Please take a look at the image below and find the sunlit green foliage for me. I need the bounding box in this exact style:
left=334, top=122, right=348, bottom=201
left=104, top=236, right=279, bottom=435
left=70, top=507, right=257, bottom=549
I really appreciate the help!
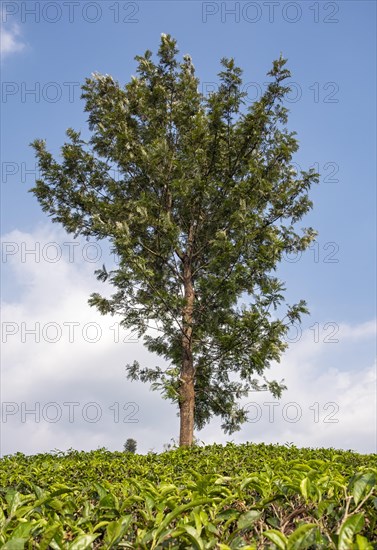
left=1, top=443, right=376, bottom=548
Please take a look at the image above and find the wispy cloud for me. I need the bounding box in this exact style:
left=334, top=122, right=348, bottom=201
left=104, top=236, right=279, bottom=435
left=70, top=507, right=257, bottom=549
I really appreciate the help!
left=0, top=22, right=26, bottom=59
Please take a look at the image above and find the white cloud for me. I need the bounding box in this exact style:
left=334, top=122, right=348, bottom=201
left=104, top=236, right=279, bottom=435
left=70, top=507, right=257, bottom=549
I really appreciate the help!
left=1, top=226, right=376, bottom=456
left=0, top=22, right=25, bottom=59
left=202, top=325, right=377, bottom=454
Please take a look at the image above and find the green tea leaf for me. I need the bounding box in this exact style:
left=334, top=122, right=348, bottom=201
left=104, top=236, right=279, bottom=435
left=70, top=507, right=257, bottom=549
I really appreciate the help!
left=264, top=529, right=288, bottom=549
left=300, top=478, right=310, bottom=501
left=237, top=510, right=262, bottom=530
left=1, top=538, right=27, bottom=550
left=105, top=515, right=132, bottom=547
left=338, top=514, right=365, bottom=550
left=355, top=534, right=374, bottom=550
left=287, top=524, right=318, bottom=549
left=181, top=525, right=204, bottom=550
left=352, top=473, right=375, bottom=506
left=38, top=521, right=61, bottom=550
left=68, top=533, right=100, bottom=550
left=153, top=497, right=217, bottom=546
left=5, top=491, right=23, bottom=517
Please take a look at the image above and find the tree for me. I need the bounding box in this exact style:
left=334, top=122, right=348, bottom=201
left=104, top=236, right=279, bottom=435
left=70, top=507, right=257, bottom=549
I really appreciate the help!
left=123, top=438, right=137, bottom=454
left=30, top=34, right=319, bottom=447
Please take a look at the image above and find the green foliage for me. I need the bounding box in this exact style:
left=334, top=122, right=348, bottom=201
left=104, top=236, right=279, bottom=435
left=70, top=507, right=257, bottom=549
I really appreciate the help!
left=30, top=34, right=319, bottom=437
left=0, top=443, right=376, bottom=548
left=123, top=439, right=137, bottom=454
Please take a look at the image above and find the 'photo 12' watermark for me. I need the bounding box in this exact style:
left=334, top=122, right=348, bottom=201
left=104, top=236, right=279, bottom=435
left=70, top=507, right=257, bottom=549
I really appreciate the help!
left=1, top=80, right=341, bottom=106
left=2, top=240, right=106, bottom=264
left=1, top=238, right=340, bottom=267
left=1, top=321, right=139, bottom=344
left=1, top=401, right=140, bottom=424
left=201, top=2, right=340, bottom=24
left=1, top=160, right=339, bottom=185
left=1, top=320, right=339, bottom=345
left=202, top=80, right=340, bottom=104
left=1, top=2, right=140, bottom=24
left=245, top=401, right=340, bottom=424
left=1, top=82, right=80, bottom=104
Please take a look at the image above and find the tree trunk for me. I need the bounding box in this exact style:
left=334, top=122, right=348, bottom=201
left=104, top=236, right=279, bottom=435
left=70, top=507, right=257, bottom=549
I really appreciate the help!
left=179, top=345, right=195, bottom=446
left=179, top=254, right=195, bottom=447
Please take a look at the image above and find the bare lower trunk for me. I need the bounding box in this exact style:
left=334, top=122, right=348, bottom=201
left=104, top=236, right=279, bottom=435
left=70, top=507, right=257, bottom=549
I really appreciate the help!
left=179, top=252, right=195, bottom=447
left=179, top=349, right=195, bottom=447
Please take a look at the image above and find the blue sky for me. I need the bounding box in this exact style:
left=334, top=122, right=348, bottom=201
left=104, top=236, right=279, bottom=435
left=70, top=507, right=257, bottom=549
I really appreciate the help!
left=1, top=1, right=376, bottom=455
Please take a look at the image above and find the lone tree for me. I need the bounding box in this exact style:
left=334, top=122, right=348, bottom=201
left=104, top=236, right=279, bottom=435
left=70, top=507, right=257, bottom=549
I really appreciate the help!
left=31, top=35, right=319, bottom=447
left=123, top=438, right=137, bottom=454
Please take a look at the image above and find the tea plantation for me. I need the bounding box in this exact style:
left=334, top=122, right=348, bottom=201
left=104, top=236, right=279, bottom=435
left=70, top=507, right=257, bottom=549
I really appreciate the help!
left=0, top=443, right=376, bottom=549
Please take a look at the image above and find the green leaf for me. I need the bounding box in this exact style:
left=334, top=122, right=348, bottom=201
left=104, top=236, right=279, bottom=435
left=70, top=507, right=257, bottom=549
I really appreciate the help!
left=93, top=521, right=110, bottom=532
left=181, top=525, right=204, bottom=550
left=1, top=539, right=27, bottom=550
left=38, top=521, right=61, bottom=550
left=50, top=486, right=75, bottom=497
left=152, top=498, right=217, bottom=547
left=105, top=515, right=132, bottom=547
left=225, top=509, right=262, bottom=545
left=299, top=478, right=310, bottom=501
left=355, top=534, right=374, bottom=550
left=338, top=514, right=365, bottom=550
left=68, top=534, right=100, bottom=550
left=99, top=492, right=119, bottom=510
left=237, top=510, right=262, bottom=530
left=193, top=511, right=202, bottom=532
left=266, top=516, right=280, bottom=528
left=352, top=473, right=375, bottom=506
left=287, top=524, right=318, bottom=549
left=264, top=529, right=288, bottom=549
left=8, top=522, right=33, bottom=540
left=5, top=491, right=23, bottom=517
left=93, top=482, right=108, bottom=500
left=206, top=522, right=218, bottom=534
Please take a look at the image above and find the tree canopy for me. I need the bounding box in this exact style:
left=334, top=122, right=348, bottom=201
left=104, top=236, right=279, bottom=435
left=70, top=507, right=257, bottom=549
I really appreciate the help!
left=123, top=439, right=137, bottom=454
left=31, top=34, right=319, bottom=446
